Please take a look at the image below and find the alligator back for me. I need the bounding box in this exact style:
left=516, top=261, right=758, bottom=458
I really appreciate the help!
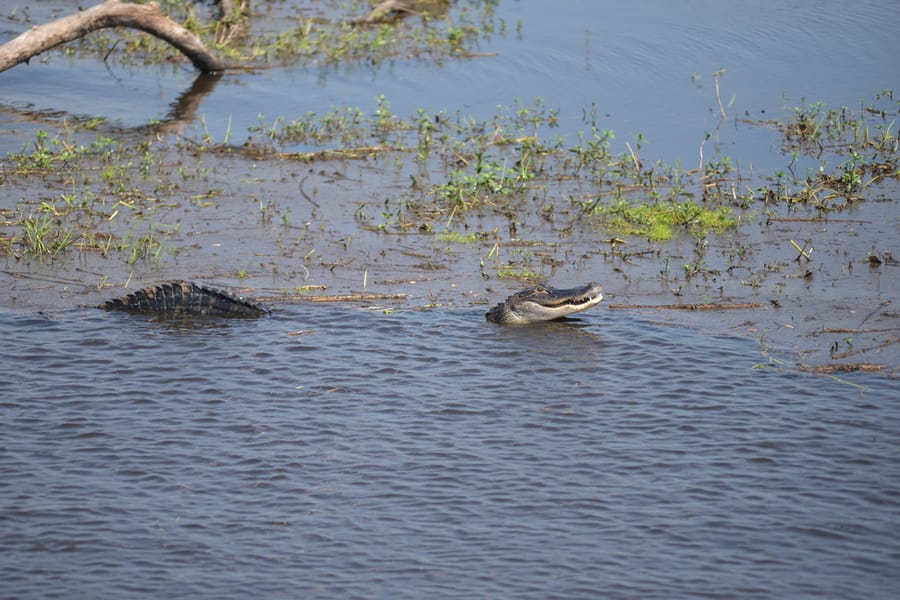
left=100, top=281, right=268, bottom=317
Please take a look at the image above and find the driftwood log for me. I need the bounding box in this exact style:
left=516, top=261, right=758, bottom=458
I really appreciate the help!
left=350, top=0, right=449, bottom=25
left=608, top=302, right=766, bottom=311
left=0, top=0, right=225, bottom=74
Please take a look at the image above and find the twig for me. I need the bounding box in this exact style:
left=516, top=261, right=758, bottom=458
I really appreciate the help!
left=812, top=326, right=900, bottom=335
left=698, top=136, right=706, bottom=173
left=789, top=239, right=812, bottom=262
left=298, top=173, right=320, bottom=208
left=625, top=141, right=641, bottom=171
left=713, top=68, right=727, bottom=120
left=305, top=293, right=407, bottom=303
left=608, top=302, right=765, bottom=311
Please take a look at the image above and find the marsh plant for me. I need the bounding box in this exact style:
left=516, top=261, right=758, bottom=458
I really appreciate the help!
left=57, top=0, right=505, bottom=68
left=2, top=130, right=189, bottom=263
left=2, top=90, right=897, bottom=280
left=767, top=91, right=898, bottom=206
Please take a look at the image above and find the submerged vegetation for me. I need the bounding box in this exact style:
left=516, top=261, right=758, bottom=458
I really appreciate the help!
left=589, top=199, right=737, bottom=242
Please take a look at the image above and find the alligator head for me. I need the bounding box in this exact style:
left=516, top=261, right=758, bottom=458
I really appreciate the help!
left=485, top=282, right=604, bottom=324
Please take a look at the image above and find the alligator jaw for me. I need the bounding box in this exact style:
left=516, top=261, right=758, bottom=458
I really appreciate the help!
left=485, top=282, right=604, bottom=324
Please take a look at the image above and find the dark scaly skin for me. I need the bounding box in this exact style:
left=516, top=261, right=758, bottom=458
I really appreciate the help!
left=100, top=281, right=268, bottom=317
left=100, top=280, right=600, bottom=322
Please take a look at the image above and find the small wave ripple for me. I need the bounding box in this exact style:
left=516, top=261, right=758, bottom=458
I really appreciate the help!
left=1, top=307, right=898, bottom=599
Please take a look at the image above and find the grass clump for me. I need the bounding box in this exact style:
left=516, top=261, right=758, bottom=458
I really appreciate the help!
left=21, top=211, right=78, bottom=257
left=594, top=199, right=737, bottom=241
left=763, top=91, right=898, bottom=207
left=434, top=151, right=532, bottom=208
left=435, top=231, right=487, bottom=244
left=62, top=0, right=504, bottom=68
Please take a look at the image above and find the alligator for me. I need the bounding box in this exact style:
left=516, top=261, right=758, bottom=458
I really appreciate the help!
left=485, top=282, right=603, bottom=324
left=99, top=280, right=603, bottom=324
left=100, top=281, right=269, bottom=317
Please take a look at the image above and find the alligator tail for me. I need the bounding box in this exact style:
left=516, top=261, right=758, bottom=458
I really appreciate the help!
left=100, top=281, right=268, bottom=317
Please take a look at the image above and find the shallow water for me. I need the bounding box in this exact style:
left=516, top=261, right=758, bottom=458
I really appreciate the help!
left=2, top=1, right=900, bottom=596
left=2, top=306, right=898, bottom=598
left=2, top=0, right=899, bottom=165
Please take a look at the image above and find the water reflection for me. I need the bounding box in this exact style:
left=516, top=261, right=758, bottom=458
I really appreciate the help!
left=152, top=71, right=224, bottom=137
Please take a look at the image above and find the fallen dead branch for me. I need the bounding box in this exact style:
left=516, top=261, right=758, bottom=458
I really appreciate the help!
left=276, top=147, right=394, bottom=161
left=256, top=292, right=408, bottom=303
left=811, top=327, right=900, bottom=336
left=0, top=0, right=225, bottom=74
left=351, top=0, right=418, bottom=25
left=306, top=293, right=408, bottom=302
left=350, top=0, right=448, bottom=25
left=608, top=302, right=766, bottom=311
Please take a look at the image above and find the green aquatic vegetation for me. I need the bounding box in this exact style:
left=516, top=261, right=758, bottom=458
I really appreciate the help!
left=788, top=95, right=897, bottom=164
left=566, top=104, right=616, bottom=177
left=21, top=211, right=77, bottom=258
left=496, top=265, right=541, bottom=280
left=751, top=92, right=898, bottom=207
left=435, top=231, right=487, bottom=244
left=250, top=96, right=565, bottom=168
left=221, top=90, right=895, bottom=233
left=7, top=130, right=124, bottom=174
left=1, top=129, right=198, bottom=264
left=782, top=99, right=890, bottom=154
left=119, top=221, right=179, bottom=265
left=255, top=105, right=376, bottom=147
left=433, top=151, right=529, bottom=207
left=593, top=199, right=738, bottom=241
left=62, top=0, right=504, bottom=68
left=4, top=85, right=898, bottom=279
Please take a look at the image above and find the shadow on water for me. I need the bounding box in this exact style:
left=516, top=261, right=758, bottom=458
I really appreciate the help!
left=150, top=72, right=224, bottom=137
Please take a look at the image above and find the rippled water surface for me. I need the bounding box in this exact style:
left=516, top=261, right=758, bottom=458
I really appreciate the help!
left=3, top=0, right=900, bottom=597
left=2, top=307, right=898, bottom=598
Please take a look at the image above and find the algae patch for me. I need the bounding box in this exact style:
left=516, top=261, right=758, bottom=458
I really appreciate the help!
left=594, top=199, right=738, bottom=241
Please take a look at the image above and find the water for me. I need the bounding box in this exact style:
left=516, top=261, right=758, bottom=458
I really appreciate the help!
left=2, top=1, right=900, bottom=596
left=2, top=306, right=898, bottom=598
left=2, top=1, right=899, bottom=166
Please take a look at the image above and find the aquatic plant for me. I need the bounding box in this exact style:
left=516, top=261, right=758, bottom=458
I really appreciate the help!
left=55, top=0, right=506, bottom=68
left=760, top=91, right=898, bottom=206
left=590, top=199, right=738, bottom=242
left=1, top=88, right=897, bottom=303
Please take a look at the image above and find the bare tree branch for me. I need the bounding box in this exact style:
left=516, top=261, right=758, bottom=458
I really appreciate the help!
left=350, top=0, right=449, bottom=26
left=0, top=0, right=226, bottom=74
